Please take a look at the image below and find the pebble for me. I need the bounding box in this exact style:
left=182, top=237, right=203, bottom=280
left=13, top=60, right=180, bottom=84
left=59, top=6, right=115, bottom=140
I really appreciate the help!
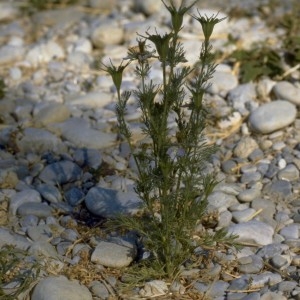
left=277, top=164, right=299, bottom=181
left=238, top=255, right=264, bottom=273
left=249, top=100, right=297, bottom=134
left=52, top=118, right=117, bottom=149
left=39, top=160, right=82, bottom=185
left=85, top=187, right=143, bottom=218
left=31, top=276, right=93, bottom=300
left=25, top=41, right=65, bottom=67
left=0, top=1, right=300, bottom=299
left=272, top=81, right=300, bottom=105
left=233, top=137, right=259, bottom=158
left=139, top=280, right=168, bottom=297
left=227, top=220, right=274, bottom=245
left=9, top=189, right=42, bottom=215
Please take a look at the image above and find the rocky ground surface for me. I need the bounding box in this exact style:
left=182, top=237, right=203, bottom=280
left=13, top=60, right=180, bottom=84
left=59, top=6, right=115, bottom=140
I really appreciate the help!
left=1, top=0, right=300, bottom=299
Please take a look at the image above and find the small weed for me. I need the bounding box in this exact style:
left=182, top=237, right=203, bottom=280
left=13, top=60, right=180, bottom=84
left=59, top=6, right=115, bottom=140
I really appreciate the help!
left=0, top=78, right=6, bottom=100
left=230, top=46, right=284, bottom=82
left=102, top=0, right=238, bottom=283
left=0, top=245, right=40, bottom=299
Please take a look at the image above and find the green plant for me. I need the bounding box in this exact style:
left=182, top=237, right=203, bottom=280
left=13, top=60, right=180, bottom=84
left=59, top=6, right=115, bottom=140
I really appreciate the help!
left=0, top=78, right=6, bottom=100
left=230, top=46, right=284, bottom=83
left=0, top=245, right=40, bottom=299
left=102, top=0, right=237, bottom=281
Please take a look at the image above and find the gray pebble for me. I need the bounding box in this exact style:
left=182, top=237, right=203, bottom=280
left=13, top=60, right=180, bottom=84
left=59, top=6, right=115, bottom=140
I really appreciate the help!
left=232, top=208, right=256, bottom=223
left=89, top=281, right=109, bottom=299
left=237, top=188, right=261, bottom=202
left=0, top=227, right=31, bottom=250
left=64, top=187, right=85, bottom=206
left=53, top=118, right=116, bottom=149
left=36, top=184, right=62, bottom=203
left=39, top=160, right=82, bottom=185
left=85, top=187, right=143, bottom=218
left=250, top=272, right=282, bottom=289
left=60, top=229, right=79, bottom=242
left=256, top=243, right=288, bottom=259
left=240, top=292, right=260, bottom=300
left=280, top=224, right=299, bottom=239
left=17, top=202, right=53, bottom=218
left=264, top=180, right=292, bottom=197
left=9, top=189, right=42, bottom=215
left=277, top=164, right=299, bottom=181
left=238, top=255, right=264, bottom=274
left=233, top=137, right=258, bottom=158
left=260, top=292, right=287, bottom=300
left=272, top=81, right=300, bottom=105
left=16, top=127, right=66, bottom=154
left=91, top=19, right=123, bottom=48
left=73, top=148, right=102, bottom=169
left=270, top=255, right=290, bottom=270
left=278, top=280, right=297, bottom=292
left=91, top=240, right=136, bottom=268
left=221, top=159, right=237, bottom=174
left=249, top=100, right=297, bottom=134
left=228, top=220, right=274, bottom=245
left=31, top=276, right=92, bottom=300
left=240, top=171, right=261, bottom=184
left=207, top=191, right=238, bottom=210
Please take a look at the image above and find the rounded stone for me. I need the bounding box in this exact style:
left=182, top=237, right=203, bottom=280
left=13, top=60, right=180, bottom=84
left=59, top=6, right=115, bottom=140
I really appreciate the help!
left=249, top=100, right=297, bottom=134
left=277, top=164, right=299, bottom=181
left=31, top=276, right=92, bottom=300
left=272, top=81, right=300, bottom=105
left=227, top=220, right=274, bottom=245
left=91, top=241, right=136, bottom=268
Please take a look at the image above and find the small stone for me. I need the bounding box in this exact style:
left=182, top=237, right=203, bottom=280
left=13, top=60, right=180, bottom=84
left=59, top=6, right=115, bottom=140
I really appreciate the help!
left=91, top=241, right=136, bottom=268
left=85, top=187, right=143, bottom=218
left=264, top=180, right=292, bottom=197
left=73, top=148, right=102, bottom=169
left=0, top=45, right=25, bottom=65
left=237, top=188, right=261, bottom=202
left=16, top=127, right=67, bottom=154
left=39, top=160, right=82, bottom=185
left=238, top=255, right=264, bottom=274
left=208, top=71, right=238, bottom=94
left=261, top=292, right=287, bottom=300
left=277, top=164, right=299, bottom=181
left=67, top=92, right=112, bottom=109
left=272, top=81, right=300, bottom=105
left=250, top=272, right=282, bottom=289
left=9, top=189, right=42, bottom=215
left=280, top=224, right=299, bottom=240
left=233, top=137, right=259, bottom=158
left=232, top=208, right=256, bottom=223
left=0, top=228, right=31, bottom=250
left=26, top=41, right=65, bottom=67
left=249, top=100, right=297, bottom=134
left=207, top=191, right=238, bottom=210
left=221, top=160, right=238, bottom=174
left=139, top=280, right=168, bottom=297
left=36, top=184, right=62, bottom=203
left=31, top=276, right=92, bottom=300
left=134, top=0, right=162, bottom=15
left=91, top=19, right=123, bottom=48
left=270, top=255, right=290, bottom=270
left=89, top=281, right=109, bottom=299
left=34, top=103, right=71, bottom=126
left=17, top=203, right=53, bottom=218
left=227, top=220, right=274, bottom=245
left=64, top=187, right=85, bottom=206
left=52, top=118, right=116, bottom=149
